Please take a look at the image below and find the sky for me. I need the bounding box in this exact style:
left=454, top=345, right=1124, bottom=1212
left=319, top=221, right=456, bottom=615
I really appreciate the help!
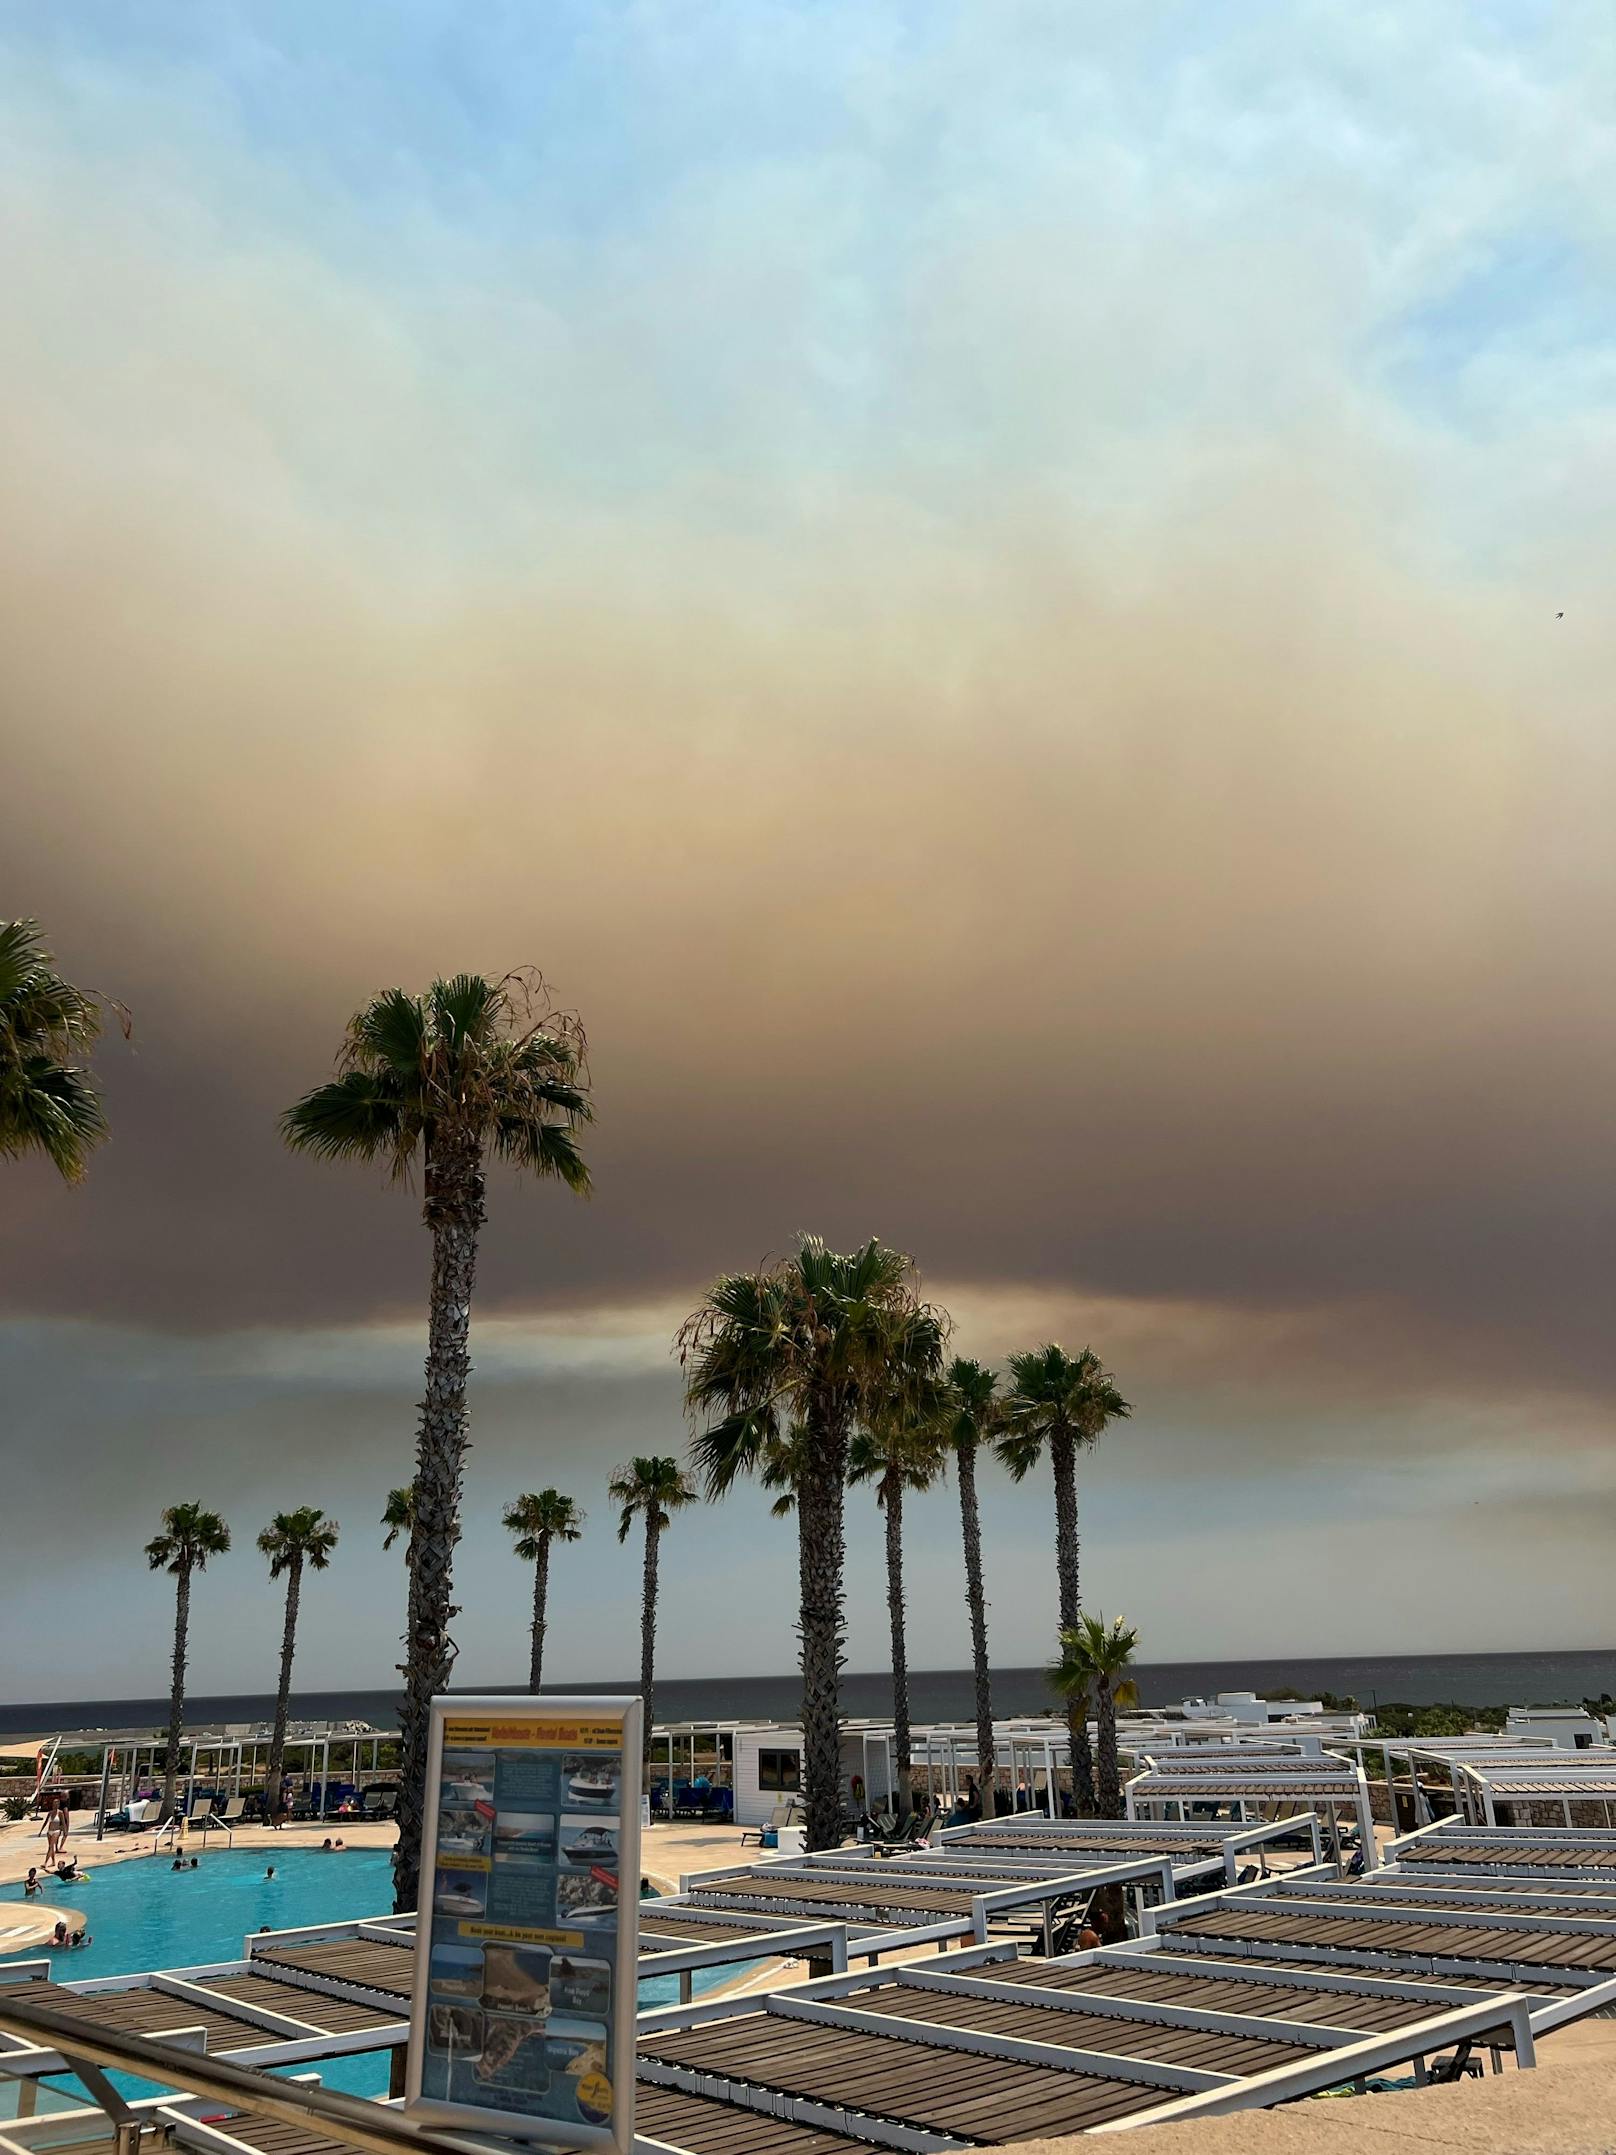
left=4, top=0, right=1616, bottom=1708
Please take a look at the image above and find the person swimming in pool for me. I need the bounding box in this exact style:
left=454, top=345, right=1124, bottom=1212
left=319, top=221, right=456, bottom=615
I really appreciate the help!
left=265, top=1865, right=276, bottom=1879
left=23, top=1869, right=40, bottom=1897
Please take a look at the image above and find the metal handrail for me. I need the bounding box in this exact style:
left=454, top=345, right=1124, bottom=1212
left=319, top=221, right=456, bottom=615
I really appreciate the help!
left=0, top=1991, right=487, bottom=2155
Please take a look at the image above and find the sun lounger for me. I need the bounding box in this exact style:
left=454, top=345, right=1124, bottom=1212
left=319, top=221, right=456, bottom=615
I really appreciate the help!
left=105, top=1797, right=162, bottom=1831
left=195, top=1795, right=246, bottom=1830
left=740, top=1799, right=803, bottom=1847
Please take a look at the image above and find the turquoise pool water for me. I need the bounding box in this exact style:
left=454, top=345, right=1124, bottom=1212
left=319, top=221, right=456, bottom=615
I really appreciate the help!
left=0, top=1847, right=726, bottom=2105
left=0, top=1846, right=396, bottom=1980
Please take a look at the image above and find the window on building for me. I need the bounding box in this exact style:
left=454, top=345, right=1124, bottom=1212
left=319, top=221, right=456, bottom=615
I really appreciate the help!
left=758, top=1748, right=801, bottom=1791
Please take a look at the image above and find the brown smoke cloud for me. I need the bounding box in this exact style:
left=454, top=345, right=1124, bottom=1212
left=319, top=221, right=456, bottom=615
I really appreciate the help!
left=2, top=53, right=1615, bottom=1416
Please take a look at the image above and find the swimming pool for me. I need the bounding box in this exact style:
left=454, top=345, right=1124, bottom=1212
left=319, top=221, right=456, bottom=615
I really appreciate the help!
left=0, top=1846, right=396, bottom=1979
left=0, top=1849, right=732, bottom=2104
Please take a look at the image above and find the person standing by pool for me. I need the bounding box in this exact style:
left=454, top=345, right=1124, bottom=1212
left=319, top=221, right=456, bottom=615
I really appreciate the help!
left=44, top=1799, right=67, bottom=1866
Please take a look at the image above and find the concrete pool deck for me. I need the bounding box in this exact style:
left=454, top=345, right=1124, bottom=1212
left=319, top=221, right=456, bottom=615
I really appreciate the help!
left=0, top=1901, right=87, bottom=1951
left=0, top=1812, right=752, bottom=1888
left=0, top=1812, right=401, bottom=1884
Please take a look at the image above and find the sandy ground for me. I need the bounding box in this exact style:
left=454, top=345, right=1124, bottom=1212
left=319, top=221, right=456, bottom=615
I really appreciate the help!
left=1002, top=2043, right=1616, bottom=2154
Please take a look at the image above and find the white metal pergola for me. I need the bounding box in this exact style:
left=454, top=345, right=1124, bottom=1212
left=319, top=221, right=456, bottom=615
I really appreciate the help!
left=1125, top=1745, right=1377, bottom=1867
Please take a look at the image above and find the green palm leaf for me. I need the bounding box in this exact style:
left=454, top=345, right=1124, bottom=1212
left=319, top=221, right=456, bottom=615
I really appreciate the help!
left=0, top=919, right=114, bottom=1183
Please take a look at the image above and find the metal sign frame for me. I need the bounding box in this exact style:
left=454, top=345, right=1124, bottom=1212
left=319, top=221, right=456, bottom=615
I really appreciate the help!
left=405, top=1693, right=642, bottom=2152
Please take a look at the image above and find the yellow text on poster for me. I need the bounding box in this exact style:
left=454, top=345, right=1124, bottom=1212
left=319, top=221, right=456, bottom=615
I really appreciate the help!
left=444, top=1717, right=622, bottom=1750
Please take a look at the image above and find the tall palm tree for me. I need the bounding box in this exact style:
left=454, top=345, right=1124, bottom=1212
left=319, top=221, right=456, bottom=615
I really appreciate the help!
left=282, top=971, right=592, bottom=1911
left=1047, top=1614, right=1140, bottom=1818
left=0, top=918, right=113, bottom=1181
left=502, top=1490, right=586, bottom=1690
left=381, top=1485, right=417, bottom=1559
left=145, top=1504, right=231, bottom=1820
left=942, top=1357, right=1000, bottom=1817
left=848, top=1414, right=944, bottom=1816
left=608, top=1458, right=695, bottom=1751
left=257, top=1507, right=340, bottom=1816
left=997, top=1345, right=1130, bottom=1813
left=680, top=1238, right=947, bottom=1850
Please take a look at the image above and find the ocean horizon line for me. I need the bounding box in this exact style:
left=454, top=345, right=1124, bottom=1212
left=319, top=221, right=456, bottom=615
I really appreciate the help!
left=6, top=1643, right=1616, bottom=1737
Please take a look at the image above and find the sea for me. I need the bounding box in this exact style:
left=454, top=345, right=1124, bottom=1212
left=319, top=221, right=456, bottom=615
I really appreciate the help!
left=6, top=1649, right=1616, bottom=1738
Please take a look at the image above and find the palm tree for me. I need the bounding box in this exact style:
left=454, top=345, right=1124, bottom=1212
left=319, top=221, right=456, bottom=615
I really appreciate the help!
left=997, top=1345, right=1130, bottom=1813
left=381, top=1485, right=417, bottom=1559
left=256, top=1507, right=340, bottom=1816
left=282, top=971, right=591, bottom=1911
left=680, top=1237, right=946, bottom=1850
left=1047, top=1614, right=1140, bottom=1818
left=942, top=1357, right=1000, bottom=1817
left=0, top=918, right=113, bottom=1181
left=145, top=1504, right=231, bottom=1820
left=502, top=1490, right=586, bottom=1690
left=848, top=1414, right=944, bottom=1816
left=608, top=1458, right=695, bottom=1751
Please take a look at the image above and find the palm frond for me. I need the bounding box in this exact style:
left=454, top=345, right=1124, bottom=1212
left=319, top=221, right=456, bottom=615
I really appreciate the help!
left=146, top=1502, right=231, bottom=1573
left=257, top=1505, right=340, bottom=1576
left=430, top=973, right=501, bottom=1049
left=1, top=921, right=113, bottom=1182
left=490, top=1114, right=591, bottom=1191
left=608, top=1455, right=697, bottom=1538
left=380, top=1485, right=417, bottom=1552
left=280, top=1072, right=409, bottom=1168
left=288, top=971, right=593, bottom=1197
left=346, top=989, right=427, bottom=1078
left=689, top=1406, right=778, bottom=1499
left=0, top=1060, right=110, bottom=1180
left=503, top=1489, right=586, bottom=1553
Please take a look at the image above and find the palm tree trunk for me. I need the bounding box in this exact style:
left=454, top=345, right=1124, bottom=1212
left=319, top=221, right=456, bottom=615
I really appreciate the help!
left=528, top=1536, right=551, bottom=1693
left=161, top=1564, right=191, bottom=1822
left=797, top=1406, right=848, bottom=1852
left=884, top=1482, right=911, bottom=1816
left=266, top=1556, right=303, bottom=1814
left=1050, top=1430, right=1096, bottom=1813
left=395, top=1132, right=486, bottom=1916
left=1096, top=1672, right=1121, bottom=1817
left=955, top=1442, right=997, bottom=1817
left=640, top=1513, right=661, bottom=1757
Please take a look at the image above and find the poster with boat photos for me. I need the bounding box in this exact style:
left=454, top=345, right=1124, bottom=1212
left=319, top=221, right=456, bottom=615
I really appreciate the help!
left=407, top=1694, right=641, bottom=2152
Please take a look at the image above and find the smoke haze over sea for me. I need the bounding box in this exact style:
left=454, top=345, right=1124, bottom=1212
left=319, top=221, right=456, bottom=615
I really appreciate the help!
left=3, top=4, right=1615, bottom=1695
left=6, top=1651, right=1616, bottom=1741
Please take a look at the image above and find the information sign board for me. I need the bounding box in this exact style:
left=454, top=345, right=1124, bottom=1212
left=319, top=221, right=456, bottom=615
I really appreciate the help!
left=406, top=1694, right=642, bottom=2150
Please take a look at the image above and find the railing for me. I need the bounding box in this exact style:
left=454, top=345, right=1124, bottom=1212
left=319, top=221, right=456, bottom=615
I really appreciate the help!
left=0, top=1991, right=486, bottom=2155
